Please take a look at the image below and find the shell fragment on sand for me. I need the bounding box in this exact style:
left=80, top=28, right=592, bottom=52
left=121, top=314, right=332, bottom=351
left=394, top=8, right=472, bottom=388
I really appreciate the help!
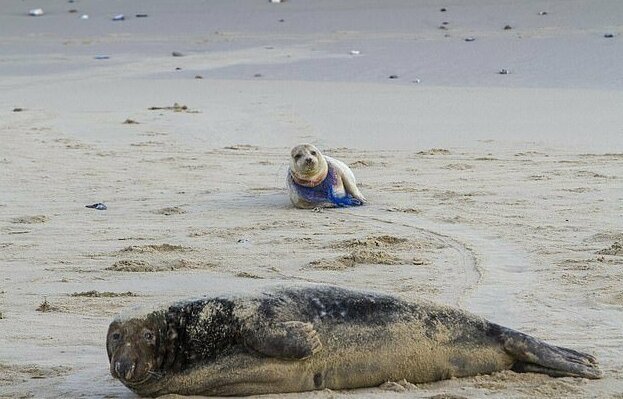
left=29, top=8, right=44, bottom=16
left=85, top=203, right=107, bottom=211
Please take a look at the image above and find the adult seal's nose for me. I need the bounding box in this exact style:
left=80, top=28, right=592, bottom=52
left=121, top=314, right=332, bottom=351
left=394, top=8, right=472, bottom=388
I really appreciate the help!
left=115, top=360, right=136, bottom=380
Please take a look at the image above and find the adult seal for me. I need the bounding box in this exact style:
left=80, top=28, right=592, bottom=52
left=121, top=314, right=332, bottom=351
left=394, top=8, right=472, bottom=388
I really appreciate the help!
left=287, top=144, right=366, bottom=208
left=107, top=285, right=602, bottom=397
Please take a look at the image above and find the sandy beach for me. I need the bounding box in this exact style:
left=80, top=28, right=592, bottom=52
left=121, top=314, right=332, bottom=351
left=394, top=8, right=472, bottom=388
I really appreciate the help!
left=1, top=1, right=622, bottom=398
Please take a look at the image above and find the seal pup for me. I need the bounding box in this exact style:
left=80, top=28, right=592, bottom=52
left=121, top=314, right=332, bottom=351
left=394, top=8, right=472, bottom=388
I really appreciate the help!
left=107, top=285, right=602, bottom=397
left=287, top=144, right=366, bottom=208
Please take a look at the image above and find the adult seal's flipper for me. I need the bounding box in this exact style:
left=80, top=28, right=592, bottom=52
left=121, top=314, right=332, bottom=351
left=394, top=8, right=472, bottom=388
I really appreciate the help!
left=244, top=321, right=323, bottom=360
left=492, top=324, right=603, bottom=379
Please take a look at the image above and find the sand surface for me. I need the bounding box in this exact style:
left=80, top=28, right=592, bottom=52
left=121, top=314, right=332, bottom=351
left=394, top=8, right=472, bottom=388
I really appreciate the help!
left=1, top=1, right=622, bottom=398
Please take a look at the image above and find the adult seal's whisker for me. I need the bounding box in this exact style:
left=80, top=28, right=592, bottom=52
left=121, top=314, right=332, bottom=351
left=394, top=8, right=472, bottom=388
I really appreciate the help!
left=147, top=371, right=164, bottom=379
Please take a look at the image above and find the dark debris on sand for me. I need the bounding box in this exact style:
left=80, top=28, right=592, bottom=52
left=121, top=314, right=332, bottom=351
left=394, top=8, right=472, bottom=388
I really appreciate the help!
left=36, top=298, right=59, bottom=312
left=70, top=291, right=137, bottom=298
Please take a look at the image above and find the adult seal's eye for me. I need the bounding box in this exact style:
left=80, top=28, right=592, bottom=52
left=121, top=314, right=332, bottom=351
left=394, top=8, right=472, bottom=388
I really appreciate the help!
left=144, top=332, right=154, bottom=340
left=111, top=332, right=121, bottom=340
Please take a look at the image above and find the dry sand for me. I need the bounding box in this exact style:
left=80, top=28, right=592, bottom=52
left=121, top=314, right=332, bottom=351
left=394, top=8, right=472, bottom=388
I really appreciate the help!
left=1, top=1, right=622, bottom=398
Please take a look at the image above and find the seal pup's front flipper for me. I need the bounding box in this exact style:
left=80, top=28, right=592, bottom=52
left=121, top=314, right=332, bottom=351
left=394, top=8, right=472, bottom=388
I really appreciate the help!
left=244, top=321, right=323, bottom=360
left=492, top=324, right=603, bottom=379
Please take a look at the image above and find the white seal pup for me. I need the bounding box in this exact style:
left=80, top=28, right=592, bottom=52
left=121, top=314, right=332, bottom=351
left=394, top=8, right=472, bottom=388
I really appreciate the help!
left=107, top=285, right=602, bottom=397
left=287, top=144, right=366, bottom=208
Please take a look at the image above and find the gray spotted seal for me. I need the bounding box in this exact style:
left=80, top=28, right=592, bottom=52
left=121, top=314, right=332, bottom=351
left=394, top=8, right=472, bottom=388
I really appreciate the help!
left=287, top=144, right=366, bottom=208
left=107, top=285, right=602, bottom=396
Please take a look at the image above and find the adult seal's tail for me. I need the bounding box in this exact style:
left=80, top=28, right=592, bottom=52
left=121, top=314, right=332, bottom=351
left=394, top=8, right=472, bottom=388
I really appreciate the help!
left=287, top=144, right=366, bottom=208
left=107, top=285, right=602, bottom=397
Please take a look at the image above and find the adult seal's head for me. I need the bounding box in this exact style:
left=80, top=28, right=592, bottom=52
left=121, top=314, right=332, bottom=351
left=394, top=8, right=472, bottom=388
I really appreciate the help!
left=289, top=144, right=328, bottom=187
left=106, top=311, right=172, bottom=389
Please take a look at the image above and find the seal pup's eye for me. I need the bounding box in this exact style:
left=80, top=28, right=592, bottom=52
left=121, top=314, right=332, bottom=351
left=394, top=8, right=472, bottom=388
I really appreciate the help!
left=310, top=151, right=317, bottom=156
left=294, top=154, right=302, bottom=160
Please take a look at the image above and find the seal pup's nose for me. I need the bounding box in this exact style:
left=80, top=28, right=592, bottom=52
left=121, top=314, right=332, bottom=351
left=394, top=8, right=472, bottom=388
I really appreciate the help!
left=305, top=157, right=314, bottom=165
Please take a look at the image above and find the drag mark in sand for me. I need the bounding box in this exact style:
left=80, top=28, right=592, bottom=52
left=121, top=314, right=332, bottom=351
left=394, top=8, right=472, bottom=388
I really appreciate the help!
left=339, top=207, right=548, bottom=328
left=338, top=207, right=481, bottom=309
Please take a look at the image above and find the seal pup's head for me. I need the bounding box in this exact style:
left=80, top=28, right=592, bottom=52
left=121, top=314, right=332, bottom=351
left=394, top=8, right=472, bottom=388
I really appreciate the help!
left=289, top=144, right=328, bottom=187
left=107, top=312, right=172, bottom=388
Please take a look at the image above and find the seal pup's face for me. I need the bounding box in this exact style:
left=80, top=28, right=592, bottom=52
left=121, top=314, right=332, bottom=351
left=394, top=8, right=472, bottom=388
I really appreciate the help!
left=107, top=317, right=165, bottom=387
left=290, top=144, right=328, bottom=186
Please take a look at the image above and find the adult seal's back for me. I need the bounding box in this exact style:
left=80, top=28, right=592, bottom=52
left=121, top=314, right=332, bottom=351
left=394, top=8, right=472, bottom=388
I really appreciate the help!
left=106, top=285, right=602, bottom=397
